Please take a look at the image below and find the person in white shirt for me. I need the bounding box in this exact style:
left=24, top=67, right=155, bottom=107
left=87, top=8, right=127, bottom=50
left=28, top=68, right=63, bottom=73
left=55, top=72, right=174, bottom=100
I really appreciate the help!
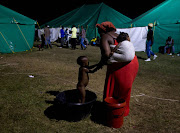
left=71, top=25, right=77, bottom=50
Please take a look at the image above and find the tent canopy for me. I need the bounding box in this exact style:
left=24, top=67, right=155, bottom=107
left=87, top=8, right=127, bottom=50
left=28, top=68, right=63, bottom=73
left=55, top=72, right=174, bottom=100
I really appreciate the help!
left=41, top=3, right=132, bottom=41
left=127, top=0, right=180, bottom=53
left=130, top=0, right=180, bottom=26
left=0, top=4, right=35, bottom=25
left=0, top=4, right=36, bottom=53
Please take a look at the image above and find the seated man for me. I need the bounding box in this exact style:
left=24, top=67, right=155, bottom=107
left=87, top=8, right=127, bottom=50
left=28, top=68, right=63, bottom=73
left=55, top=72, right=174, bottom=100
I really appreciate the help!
left=164, top=36, right=175, bottom=54
left=91, top=37, right=97, bottom=46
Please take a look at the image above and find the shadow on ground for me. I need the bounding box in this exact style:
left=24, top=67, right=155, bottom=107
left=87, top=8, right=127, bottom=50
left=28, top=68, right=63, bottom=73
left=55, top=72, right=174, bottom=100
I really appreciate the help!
left=137, top=56, right=147, bottom=60
left=90, top=101, right=106, bottom=126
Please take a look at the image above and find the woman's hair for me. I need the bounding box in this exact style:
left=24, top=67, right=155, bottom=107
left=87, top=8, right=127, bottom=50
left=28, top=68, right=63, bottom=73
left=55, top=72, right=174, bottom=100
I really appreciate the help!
left=116, top=32, right=129, bottom=43
left=77, top=56, right=87, bottom=65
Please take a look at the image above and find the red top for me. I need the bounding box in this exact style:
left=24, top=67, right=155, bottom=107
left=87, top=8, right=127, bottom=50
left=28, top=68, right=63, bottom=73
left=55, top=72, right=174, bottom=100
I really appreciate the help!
left=114, top=39, right=118, bottom=45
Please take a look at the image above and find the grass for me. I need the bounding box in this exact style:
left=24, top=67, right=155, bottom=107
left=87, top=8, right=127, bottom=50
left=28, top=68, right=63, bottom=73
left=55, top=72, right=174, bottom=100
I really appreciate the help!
left=0, top=42, right=180, bottom=133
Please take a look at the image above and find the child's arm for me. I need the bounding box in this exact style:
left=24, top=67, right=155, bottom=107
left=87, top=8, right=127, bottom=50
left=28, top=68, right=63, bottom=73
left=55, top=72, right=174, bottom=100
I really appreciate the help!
left=83, top=67, right=90, bottom=73
left=83, top=66, right=96, bottom=74
left=83, top=64, right=99, bottom=73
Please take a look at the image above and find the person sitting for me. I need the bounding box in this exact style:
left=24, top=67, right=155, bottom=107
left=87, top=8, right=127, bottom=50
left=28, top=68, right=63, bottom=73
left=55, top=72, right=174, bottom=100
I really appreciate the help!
left=91, top=37, right=97, bottom=46
left=164, top=36, right=175, bottom=55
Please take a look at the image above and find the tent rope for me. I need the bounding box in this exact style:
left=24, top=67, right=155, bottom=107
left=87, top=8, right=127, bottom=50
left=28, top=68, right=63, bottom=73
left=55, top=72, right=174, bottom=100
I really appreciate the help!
left=0, top=32, right=15, bottom=53
left=151, top=20, right=156, bottom=51
left=13, top=18, right=32, bottom=51
left=153, top=21, right=156, bottom=36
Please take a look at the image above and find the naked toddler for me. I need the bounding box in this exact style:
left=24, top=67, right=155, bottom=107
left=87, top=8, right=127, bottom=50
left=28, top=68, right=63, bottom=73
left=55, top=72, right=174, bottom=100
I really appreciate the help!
left=76, top=56, right=96, bottom=103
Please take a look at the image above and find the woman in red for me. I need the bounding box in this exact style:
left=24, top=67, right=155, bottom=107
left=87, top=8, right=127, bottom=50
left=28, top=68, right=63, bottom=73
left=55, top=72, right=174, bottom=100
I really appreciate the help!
left=94, top=21, right=139, bottom=116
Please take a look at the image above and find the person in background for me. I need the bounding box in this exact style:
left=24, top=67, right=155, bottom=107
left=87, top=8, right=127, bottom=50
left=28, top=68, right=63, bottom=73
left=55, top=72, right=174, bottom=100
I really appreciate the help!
left=91, top=37, right=97, bottom=46
left=71, top=25, right=77, bottom=50
left=80, top=26, right=87, bottom=50
left=39, top=32, right=45, bottom=51
left=44, top=25, right=52, bottom=48
left=164, top=36, right=175, bottom=55
left=65, top=28, right=69, bottom=47
left=60, top=26, right=65, bottom=47
left=96, top=36, right=100, bottom=46
left=145, top=23, right=157, bottom=61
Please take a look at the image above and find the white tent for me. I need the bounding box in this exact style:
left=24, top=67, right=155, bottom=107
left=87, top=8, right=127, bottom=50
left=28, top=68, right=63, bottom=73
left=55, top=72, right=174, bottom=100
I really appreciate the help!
left=38, top=27, right=80, bottom=42
left=38, top=27, right=147, bottom=52
left=116, top=27, right=148, bottom=52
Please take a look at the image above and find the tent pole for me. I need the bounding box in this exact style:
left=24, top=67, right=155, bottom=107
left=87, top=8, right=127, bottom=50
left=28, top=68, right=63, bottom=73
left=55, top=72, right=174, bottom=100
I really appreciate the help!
left=13, top=18, right=32, bottom=51
left=0, top=32, right=15, bottom=53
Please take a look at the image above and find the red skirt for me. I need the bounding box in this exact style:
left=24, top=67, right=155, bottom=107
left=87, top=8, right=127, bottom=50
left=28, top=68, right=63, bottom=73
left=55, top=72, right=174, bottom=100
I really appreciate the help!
left=104, top=56, right=139, bottom=116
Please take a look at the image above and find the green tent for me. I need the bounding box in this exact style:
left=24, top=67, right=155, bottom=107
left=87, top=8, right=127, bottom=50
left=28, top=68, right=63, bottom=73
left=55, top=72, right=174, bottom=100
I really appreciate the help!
left=0, top=4, right=36, bottom=53
left=128, top=0, right=180, bottom=53
left=42, top=3, right=132, bottom=41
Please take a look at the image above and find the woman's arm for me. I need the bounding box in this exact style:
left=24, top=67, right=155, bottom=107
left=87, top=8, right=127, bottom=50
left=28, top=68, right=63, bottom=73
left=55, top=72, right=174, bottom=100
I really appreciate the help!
left=101, top=34, right=112, bottom=57
left=88, top=64, right=98, bottom=69
left=88, top=34, right=114, bottom=73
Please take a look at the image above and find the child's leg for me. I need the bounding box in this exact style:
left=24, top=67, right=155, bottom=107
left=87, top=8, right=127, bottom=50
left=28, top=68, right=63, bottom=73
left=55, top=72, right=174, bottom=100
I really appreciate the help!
left=77, top=85, right=86, bottom=103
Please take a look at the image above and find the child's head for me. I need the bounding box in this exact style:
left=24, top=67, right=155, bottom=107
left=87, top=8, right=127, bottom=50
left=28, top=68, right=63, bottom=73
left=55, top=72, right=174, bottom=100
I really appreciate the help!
left=77, top=56, right=89, bottom=66
left=116, top=32, right=130, bottom=43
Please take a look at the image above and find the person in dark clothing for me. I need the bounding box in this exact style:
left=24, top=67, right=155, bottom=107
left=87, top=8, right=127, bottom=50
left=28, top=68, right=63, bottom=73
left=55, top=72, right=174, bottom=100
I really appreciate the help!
left=145, top=23, right=157, bottom=62
left=39, top=34, right=45, bottom=51
left=164, top=36, right=175, bottom=54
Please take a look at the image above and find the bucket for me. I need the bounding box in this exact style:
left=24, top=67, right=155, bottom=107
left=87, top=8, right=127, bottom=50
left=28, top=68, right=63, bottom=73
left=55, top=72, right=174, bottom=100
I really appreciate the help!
left=104, top=97, right=126, bottom=128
